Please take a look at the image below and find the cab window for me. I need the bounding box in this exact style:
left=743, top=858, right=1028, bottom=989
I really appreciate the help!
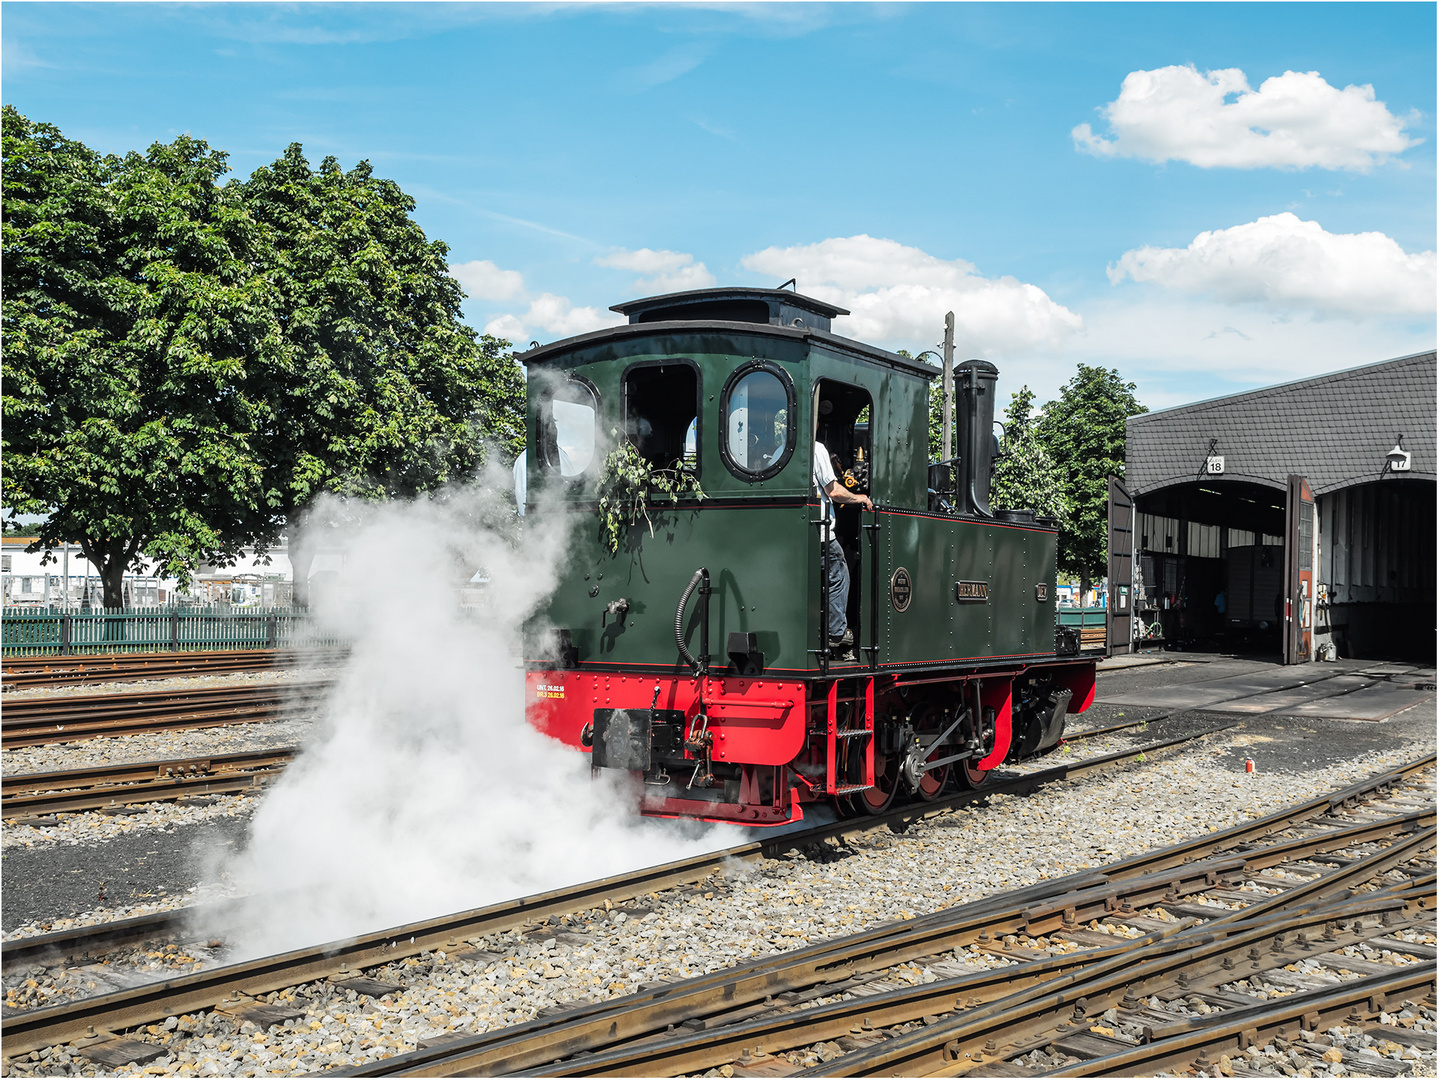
left=625, top=362, right=699, bottom=470
left=539, top=379, right=599, bottom=477
left=722, top=363, right=795, bottom=480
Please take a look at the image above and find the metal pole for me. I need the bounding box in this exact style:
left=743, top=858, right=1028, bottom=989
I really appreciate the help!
left=62, top=543, right=69, bottom=610
left=941, top=312, right=955, bottom=462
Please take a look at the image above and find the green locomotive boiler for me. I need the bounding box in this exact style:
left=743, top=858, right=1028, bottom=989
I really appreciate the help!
left=522, top=287, right=1095, bottom=826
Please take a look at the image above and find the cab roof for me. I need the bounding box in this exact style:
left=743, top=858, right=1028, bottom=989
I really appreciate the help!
left=520, top=287, right=935, bottom=380
left=611, top=287, right=849, bottom=332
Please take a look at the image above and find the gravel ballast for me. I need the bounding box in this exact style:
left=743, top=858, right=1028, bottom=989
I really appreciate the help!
left=3, top=707, right=1432, bottom=1077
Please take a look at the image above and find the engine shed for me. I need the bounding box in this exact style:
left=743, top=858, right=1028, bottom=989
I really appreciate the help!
left=1111, top=351, right=1436, bottom=663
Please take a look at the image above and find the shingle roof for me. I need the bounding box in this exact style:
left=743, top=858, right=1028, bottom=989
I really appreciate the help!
left=1126, top=351, right=1436, bottom=497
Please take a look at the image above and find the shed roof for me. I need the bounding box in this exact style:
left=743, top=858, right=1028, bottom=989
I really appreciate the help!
left=1125, top=351, right=1437, bottom=497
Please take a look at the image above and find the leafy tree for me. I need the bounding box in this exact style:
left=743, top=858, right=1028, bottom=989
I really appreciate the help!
left=238, top=145, right=525, bottom=603
left=2, top=112, right=526, bottom=609
left=2, top=107, right=284, bottom=608
left=1036, top=364, right=1146, bottom=597
left=991, top=386, right=1067, bottom=521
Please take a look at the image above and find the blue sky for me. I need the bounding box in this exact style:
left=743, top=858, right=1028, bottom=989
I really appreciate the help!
left=4, top=2, right=1434, bottom=410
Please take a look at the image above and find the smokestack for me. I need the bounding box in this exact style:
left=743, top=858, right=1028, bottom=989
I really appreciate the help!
left=955, top=359, right=998, bottom=516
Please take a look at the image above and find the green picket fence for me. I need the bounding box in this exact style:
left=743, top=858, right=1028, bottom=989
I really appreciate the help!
left=0, top=606, right=344, bottom=657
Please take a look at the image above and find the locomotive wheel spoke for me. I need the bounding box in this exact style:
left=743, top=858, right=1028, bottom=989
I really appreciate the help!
left=854, top=752, right=899, bottom=815
left=915, top=754, right=949, bottom=801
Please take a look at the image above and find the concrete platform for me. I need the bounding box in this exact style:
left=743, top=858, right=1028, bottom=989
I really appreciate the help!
left=1282, top=685, right=1436, bottom=721
left=1094, top=661, right=1435, bottom=722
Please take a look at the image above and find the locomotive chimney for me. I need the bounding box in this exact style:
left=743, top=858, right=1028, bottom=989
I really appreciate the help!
left=955, top=359, right=998, bottom=517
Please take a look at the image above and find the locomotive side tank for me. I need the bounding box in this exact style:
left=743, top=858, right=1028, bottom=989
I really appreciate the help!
left=522, top=287, right=1096, bottom=825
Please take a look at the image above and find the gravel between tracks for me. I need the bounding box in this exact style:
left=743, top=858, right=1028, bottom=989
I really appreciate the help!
left=2, top=791, right=263, bottom=856
left=2, top=716, right=317, bottom=782
left=2, top=714, right=315, bottom=857
left=4, top=710, right=1433, bottom=1078
left=1, top=666, right=339, bottom=702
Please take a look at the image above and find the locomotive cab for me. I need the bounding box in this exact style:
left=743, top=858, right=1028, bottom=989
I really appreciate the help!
left=520, top=287, right=1096, bottom=826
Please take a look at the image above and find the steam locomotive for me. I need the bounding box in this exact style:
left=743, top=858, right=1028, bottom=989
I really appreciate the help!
left=520, top=287, right=1096, bottom=826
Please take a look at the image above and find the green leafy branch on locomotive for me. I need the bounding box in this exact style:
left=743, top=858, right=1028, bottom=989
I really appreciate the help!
left=594, top=437, right=705, bottom=553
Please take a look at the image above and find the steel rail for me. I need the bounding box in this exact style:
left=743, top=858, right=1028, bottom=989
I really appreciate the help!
left=2, top=681, right=333, bottom=720
left=1, top=682, right=331, bottom=748
left=3, top=746, right=1428, bottom=1066
left=408, top=825, right=1439, bottom=1078
left=1, top=748, right=299, bottom=819
left=0, top=845, right=778, bottom=1058
left=0, top=723, right=1255, bottom=1057
left=1, top=649, right=346, bottom=691
left=1, top=899, right=264, bottom=975
left=334, top=802, right=1435, bottom=1076
left=0, top=720, right=1240, bottom=978
left=521, top=886, right=1435, bottom=1078
left=798, top=839, right=1438, bottom=1078
left=1038, top=965, right=1437, bottom=1078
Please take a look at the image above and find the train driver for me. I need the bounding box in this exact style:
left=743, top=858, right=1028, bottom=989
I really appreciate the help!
left=813, top=440, right=873, bottom=659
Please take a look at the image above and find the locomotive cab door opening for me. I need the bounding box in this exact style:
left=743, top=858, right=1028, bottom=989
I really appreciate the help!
left=1284, top=474, right=1316, bottom=664
left=814, top=379, right=876, bottom=665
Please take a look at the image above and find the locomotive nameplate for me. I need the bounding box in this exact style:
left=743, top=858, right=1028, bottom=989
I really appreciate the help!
left=890, top=568, right=913, bottom=612
left=955, top=580, right=989, bottom=602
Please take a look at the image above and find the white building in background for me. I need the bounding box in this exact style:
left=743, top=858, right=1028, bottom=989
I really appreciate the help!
left=0, top=536, right=296, bottom=609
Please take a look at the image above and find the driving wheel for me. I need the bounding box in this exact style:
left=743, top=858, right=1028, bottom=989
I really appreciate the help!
left=850, top=752, right=899, bottom=815
left=955, top=759, right=992, bottom=789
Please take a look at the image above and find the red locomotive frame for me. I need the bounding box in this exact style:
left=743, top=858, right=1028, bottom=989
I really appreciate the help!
left=527, top=662, right=1095, bottom=826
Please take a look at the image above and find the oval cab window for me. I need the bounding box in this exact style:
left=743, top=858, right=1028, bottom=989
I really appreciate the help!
left=722, top=365, right=794, bottom=480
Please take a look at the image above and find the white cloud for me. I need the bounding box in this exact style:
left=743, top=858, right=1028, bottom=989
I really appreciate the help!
left=482, top=313, right=529, bottom=342
left=485, top=294, right=623, bottom=344
left=1109, top=213, right=1436, bottom=317
left=740, top=234, right=1083, bottom=356
left=596, top=247, right=717, bottom=294
left=1073, top=65, right=1419, bottom=171
left=449, top=259, right=526, bottom=301
left=1061, top=292, right=1436, bottom=412
left=617, top=45, right=709, bottom=91
left=454, top=260, right=622, bottom=345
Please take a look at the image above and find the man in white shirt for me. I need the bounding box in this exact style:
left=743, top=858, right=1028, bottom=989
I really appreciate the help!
left=813, top=441, right=873, bottom=658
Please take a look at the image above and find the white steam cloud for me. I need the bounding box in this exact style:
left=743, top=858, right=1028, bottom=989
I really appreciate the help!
left=210, top=469, right=738, bottom=959
left=1073, top=65, right=1419, bottom=171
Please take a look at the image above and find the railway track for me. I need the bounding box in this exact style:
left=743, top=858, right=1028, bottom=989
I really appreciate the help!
left=1, top=648, right=345, bottom=692
left=1, top=748, right=298, bottom=820
left=0, top=681, right=332, bottom=749
left=0, top=721, right=1238, bottom=1051
left=333, top=760, right=1438, bottom=1078
left=1, top=739, right=1428, bottom=1070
